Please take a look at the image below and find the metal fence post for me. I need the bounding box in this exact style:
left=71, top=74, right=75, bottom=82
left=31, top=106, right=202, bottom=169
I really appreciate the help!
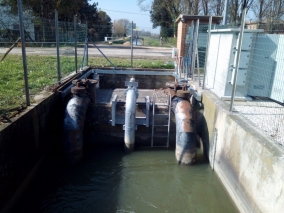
left=55, top=10, right=61, bottom=83
left=191, top=19, right=199, bottom=79
left=131, top=21, right=133, bottom=67
left=202, top=16, right=212, bottom=89
left=17, top=0, right=30, bottom=106
left=86, top=21, right=88, bottom=66
left=74, top=15, right=78, bottom=73
left=229, top=8, right=247, bottom=112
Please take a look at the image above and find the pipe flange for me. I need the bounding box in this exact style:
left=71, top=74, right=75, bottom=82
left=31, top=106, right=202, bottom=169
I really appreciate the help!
left=88, top=79, right=98, bottom=85
left=176, top=90, right=190, bottom=99
left=166, top=82, right=188, bottom=90
left=71, top=86, right=87, bottom=94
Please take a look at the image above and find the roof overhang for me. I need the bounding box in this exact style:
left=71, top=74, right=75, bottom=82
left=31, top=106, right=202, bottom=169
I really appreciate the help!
left=176, top=14, right=223, bottom=24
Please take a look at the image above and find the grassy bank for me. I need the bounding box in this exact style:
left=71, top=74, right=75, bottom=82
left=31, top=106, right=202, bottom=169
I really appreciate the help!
left=0, top=54, right=174, bottom=118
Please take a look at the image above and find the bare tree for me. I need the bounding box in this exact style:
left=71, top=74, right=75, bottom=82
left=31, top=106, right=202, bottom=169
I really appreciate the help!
left=137, top=0, right=151, bottom=11
left=228, top=0, right=254, bottom=25
left=210, top=0, right=224, bottom=15
left=251, top=0, right=271, bottom=22
left=113, top=19, right=130, bottom=37
left=270, top=0, right=284, bottom=20
left=201, top=0, right=211, bottom=15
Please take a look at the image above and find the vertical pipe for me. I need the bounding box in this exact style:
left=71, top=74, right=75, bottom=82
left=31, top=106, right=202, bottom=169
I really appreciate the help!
left=230, top=8, right=247, bottom=112
left=55, top=10, right=61, bottom=83
left=173, top=97, right=196, bottom=165
left=64, top=92, right=90, bottom=164
left=211, top=128, right=218, bottom=170
left=166, top=94, right=171, bottom=148
left=131, top=21, right=133, bottom=67
left=135, top=26, right=138, bottom=46
left=74, top=15, right=78, bottom=73
left=86, top=21, right=88, bottom=66
left=81, top=38, right=87, bottom=70
left=17, top=0, right=30, bottom=106
left=203, top=16, right=212, bottom=89
left=124, top=89, right=136, bottom=152
left=145, top=96, right=150, bottom=127
left=191, top=19, right=199, bottom=78
left=222, top=0, right=229, bottom=25
left=196, top=47, right=200, bottom=86
left=151, top=94, right=156, bottom=147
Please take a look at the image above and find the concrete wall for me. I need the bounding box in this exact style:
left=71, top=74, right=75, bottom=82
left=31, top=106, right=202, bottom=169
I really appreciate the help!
left=98, top=74, right=175, bottom=89
left=0, top=92, right=64, bottom=212
left=202, top=91, right=284, bottom=213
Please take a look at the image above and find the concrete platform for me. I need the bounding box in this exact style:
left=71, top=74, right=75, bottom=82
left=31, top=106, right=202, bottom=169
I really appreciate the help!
left=96, top=88, right=170, bottom=105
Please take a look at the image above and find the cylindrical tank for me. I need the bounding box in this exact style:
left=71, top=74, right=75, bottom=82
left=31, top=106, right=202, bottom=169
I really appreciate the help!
left=63, top=86, right=90, bottom=164
left=172, top=91, right=197, bottom=165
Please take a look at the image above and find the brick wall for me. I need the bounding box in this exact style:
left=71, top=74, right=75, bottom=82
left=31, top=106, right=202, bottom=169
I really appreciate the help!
left=176, top=21, right=189, bottom=57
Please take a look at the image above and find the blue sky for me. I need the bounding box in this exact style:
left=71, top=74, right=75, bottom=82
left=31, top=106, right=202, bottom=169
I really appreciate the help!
left=90, top=0, right=160, bottom=33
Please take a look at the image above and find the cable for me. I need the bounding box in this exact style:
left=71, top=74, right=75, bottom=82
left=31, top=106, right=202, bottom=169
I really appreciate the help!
left=101, top=9, right=149, bottom=16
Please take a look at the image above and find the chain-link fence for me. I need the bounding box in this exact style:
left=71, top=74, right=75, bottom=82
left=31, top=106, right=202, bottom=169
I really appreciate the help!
left=234, top=23, right=284, bottom=146
left=185, top=14, right=284, bottom=146
left=0, top=11, right=89, bottom=117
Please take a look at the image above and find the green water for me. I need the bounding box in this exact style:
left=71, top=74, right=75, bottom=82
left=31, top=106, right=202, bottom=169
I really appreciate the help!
left=13, top=145, right=238, bottom=213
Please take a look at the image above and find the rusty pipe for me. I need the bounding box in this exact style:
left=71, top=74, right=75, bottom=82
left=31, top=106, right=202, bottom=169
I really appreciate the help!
left=172, top=95, right=197, bottom=165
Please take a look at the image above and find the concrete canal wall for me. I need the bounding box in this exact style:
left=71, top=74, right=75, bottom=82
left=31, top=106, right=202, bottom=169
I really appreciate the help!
left=202, top=91, right=284, bottom=213
left=0, top=91, right=64, bottom=212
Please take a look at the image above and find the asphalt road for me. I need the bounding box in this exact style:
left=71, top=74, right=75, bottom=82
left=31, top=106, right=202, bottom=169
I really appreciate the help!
left=0, top=44, right=173, bottom=59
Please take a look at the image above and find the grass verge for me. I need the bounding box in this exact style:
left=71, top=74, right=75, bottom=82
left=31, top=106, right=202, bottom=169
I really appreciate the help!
left=0, top=54, right=174, bottom=119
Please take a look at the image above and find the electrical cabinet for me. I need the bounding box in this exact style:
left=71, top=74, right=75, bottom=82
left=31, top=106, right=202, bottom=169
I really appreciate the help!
left=205, top=29, right=263, bottom=99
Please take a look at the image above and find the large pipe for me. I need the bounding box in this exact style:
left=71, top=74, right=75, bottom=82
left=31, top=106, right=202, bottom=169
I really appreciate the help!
left=63, top=85, right=90, bottom=164
left=124, top=77, right=138, bottom=152
left=172, top=91, right=197, bottom=165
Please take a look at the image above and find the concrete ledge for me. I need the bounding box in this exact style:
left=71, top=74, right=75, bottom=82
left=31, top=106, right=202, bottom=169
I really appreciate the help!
left=202, top=91, right=284, bottom=213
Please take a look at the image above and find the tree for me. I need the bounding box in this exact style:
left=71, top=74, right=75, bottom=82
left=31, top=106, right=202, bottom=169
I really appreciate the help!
left=113, top=19, right=130, bottom=37
left=201, top=0, right=211, bottom=15
left=148, top=0, right=181, bottom=37
left=1, top=0, right=112, bottom=42
left=227, top=0, right=254, bottom=25
left=139, top=0, right=202, bottom=37
left=2, top=0, right=99, bottom=22
left=251, top=0, right=271, bottom=22
left=210, top=0, right=224, bottom=16
left=88, top=10, right=112, bottom=41
left=251, top=0, right=284, bottom=33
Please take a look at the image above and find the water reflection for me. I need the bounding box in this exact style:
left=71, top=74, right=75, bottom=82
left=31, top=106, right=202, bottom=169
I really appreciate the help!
left=12, top=145, right=238, bottom=213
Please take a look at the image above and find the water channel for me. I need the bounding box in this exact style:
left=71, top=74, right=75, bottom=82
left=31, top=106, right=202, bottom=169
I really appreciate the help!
left=12, top=144, right=238, bottom=213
